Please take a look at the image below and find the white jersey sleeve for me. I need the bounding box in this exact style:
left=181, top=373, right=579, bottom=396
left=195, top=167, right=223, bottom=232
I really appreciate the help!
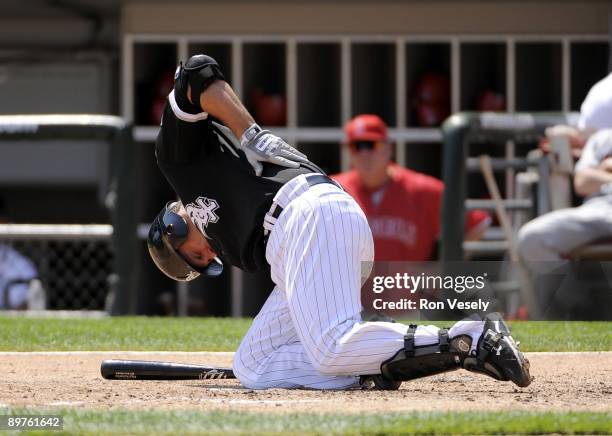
left=575, top=129, right=612, bottom=172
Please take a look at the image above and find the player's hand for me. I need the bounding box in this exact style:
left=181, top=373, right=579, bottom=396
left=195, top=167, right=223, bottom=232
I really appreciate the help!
left=240, top=127, right=308, bottom=176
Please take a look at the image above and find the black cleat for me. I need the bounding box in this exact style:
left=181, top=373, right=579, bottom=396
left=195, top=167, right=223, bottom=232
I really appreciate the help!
left=462, top=312, right=533, bottom=387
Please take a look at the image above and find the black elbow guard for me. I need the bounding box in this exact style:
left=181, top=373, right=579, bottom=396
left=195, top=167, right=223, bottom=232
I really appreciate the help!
left=173, top=54, right=226, bottom=114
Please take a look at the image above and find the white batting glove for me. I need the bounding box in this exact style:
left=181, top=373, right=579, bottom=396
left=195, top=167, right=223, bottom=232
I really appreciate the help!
left=240, top=124, right=308, bottom=176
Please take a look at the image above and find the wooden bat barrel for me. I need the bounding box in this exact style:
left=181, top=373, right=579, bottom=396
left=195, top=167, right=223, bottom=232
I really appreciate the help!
left=100, top=359, right=235, bottom=380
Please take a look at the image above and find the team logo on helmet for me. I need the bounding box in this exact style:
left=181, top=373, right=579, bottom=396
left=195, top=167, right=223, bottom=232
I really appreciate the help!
left=185, top=196, right=220, bottom=236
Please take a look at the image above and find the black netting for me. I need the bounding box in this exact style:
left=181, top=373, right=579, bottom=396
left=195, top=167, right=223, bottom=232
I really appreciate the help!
left=2, top=239, right=113, bottom=310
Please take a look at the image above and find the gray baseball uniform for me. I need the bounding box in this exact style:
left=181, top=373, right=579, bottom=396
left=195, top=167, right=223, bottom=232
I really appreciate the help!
left=518, top=129, right=612, bottom=271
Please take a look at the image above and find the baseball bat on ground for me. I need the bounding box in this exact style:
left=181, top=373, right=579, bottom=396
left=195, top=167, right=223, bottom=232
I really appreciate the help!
left=100, top=359, right=235, bottom=380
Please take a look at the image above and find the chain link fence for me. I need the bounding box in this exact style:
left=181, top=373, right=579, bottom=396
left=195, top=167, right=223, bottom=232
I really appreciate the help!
left=1, top=226, right=114, bottom=310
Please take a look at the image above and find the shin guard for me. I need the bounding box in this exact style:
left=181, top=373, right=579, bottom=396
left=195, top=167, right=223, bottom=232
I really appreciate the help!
left=380, top=326, right=471, bottom=382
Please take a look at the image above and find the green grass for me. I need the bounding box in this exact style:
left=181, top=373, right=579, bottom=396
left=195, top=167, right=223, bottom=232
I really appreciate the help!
left=0, top=317, right=610, bottom=352
left=0, top=317, right=251, bottom=351
left=509, top=320, right=612, bottom=352
left=2, top=409, right=610, bottom=435
left=1, top=320, right=610, bottom=435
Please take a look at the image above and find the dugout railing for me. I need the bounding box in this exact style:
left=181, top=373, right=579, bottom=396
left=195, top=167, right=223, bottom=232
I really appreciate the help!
left=440, top=111, right=581, bottom=261
left=0, top=115, right=137, bottom=315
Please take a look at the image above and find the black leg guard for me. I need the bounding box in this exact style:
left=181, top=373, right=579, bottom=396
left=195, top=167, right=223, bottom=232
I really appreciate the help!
left=378, top=326, right=471, bottom=384
left=366, top=314, right=532, bottom=389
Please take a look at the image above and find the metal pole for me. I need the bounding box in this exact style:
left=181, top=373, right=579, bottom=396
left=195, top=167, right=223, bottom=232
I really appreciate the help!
left=440, top=114, right=469, bottom=261
left=110, top=125, right=138, bottom=315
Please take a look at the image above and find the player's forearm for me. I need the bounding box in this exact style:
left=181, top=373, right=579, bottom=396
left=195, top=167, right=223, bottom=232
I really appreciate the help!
left=186, top=77, right=306, bottom=176
left=192, top=80, right=255, bottom=139
left=573, top=168, right=612, bottom=197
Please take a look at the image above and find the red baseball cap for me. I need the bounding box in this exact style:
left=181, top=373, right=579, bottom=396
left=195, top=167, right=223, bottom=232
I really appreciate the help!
left=345, top=114, right=388, bottom=143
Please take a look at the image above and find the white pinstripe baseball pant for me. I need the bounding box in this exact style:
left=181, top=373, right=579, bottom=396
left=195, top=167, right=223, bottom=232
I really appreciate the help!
left=232, top=174, right=484, bottom=389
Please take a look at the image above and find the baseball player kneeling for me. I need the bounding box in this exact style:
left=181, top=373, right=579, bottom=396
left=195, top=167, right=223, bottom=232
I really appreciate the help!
left=147, top=54, right=532, bottom=390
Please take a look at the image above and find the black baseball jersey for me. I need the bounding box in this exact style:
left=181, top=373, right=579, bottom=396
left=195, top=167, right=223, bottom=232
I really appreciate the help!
left=155, top=98, right=324, bottom=272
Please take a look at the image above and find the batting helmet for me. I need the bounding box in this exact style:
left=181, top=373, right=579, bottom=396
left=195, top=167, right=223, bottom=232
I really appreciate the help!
left=147, top=202, right=223, bottom=281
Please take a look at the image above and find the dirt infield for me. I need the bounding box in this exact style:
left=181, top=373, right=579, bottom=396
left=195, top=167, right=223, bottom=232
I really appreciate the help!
left=1, top=352, right=610, bottom=413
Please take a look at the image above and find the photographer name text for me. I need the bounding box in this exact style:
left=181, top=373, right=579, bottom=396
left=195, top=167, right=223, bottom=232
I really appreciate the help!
left=372, top=297, right=490, bottom=311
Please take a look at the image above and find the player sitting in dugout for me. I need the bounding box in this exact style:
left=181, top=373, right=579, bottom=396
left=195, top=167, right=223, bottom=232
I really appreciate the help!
left=517, top=71, right=612, bottom=317
left=147, top=54, right=531, bottom=390
left=333, top=114, right=490, bottom=262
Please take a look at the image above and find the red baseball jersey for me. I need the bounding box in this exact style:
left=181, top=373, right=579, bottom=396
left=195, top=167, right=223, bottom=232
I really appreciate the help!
left=332, top=164, right=488, bottom=261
